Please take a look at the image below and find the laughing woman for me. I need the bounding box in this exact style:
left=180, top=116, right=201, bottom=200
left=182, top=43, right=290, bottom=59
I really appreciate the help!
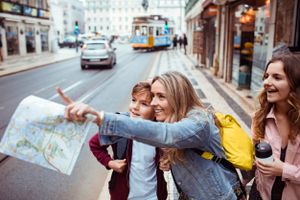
left=57, top=71, right=242, bottom=200
left=251, top=55, right=300, bottom=200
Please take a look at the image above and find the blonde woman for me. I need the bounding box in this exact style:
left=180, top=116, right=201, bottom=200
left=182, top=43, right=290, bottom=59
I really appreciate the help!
left=57, top=71, right=241, bottom=200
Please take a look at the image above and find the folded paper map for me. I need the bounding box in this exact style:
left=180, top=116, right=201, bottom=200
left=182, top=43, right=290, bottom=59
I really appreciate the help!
left=0, top=95, right=92, bottom=175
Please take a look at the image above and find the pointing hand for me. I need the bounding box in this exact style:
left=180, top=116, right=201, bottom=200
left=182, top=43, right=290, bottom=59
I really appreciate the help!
left=56, top=87, right=100, bottom=123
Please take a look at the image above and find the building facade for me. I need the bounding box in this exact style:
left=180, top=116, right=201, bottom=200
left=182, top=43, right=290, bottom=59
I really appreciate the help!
left=84, top=0, right=186, bottom=37
left=48, top=0, right=84, bottom=44
left=0, top=0, right=51, bottom=58
left=186, top=0, right=300, bottom=97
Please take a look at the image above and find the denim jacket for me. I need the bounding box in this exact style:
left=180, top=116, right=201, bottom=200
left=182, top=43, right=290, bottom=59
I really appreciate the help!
left=99, top=108, right=238, bottom=200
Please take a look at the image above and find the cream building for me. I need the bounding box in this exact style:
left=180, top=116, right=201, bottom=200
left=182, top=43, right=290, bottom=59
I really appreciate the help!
left=0, top=0, right=52, bottom=58
left=83, top=0, right=186, bottom=37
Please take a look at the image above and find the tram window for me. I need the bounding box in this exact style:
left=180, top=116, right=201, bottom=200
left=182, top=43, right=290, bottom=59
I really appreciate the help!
left=156, top=27, right=163, bottom=36
left=141, top=26, right=148, bottom=36
left=149, top=27, right=154, bottom=36
left=134, top=26, right=140, bottom=36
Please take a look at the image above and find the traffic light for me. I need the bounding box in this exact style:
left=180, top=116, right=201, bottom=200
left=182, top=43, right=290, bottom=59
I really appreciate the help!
left=74, top=21, right=80, bottom=35
left=75, top=21, right=79, bottom=30
left=164, top=21, right=169, bottom=30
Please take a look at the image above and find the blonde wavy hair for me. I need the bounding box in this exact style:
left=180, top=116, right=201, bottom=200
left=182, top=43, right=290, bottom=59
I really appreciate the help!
left=252, top=55, right=300, bottom=144
left=152, top=71, right=204, bottom=164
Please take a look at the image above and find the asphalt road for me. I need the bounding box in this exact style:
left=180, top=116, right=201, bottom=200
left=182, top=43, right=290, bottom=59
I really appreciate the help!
left=0, top=44, right=158, bottom=200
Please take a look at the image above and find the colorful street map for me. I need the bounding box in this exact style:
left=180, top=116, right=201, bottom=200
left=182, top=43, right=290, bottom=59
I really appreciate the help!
left=0, top=95, right=92, bottom=175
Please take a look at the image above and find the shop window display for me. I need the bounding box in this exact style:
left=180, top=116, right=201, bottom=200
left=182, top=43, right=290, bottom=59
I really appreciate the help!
left=6, top=25, right=19, bottom=56
left=232, top=4, right=255, bottom=89
left=40, top=28, right=49, bottom=52
left=252, top=1, right=271, bottom=70
left=25, top=27, right=35, bottom=53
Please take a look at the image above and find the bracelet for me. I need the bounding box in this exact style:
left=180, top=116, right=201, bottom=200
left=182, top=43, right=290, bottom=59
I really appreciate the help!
left=97, top=111, right=104, bottom=126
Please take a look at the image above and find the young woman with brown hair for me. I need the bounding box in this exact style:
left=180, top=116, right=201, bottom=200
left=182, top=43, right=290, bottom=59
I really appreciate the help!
left=251, top=55, right=300, bottom=200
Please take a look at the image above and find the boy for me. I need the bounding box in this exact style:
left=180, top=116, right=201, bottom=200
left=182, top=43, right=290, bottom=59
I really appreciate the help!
left=89, top=81, right=167, bottom=200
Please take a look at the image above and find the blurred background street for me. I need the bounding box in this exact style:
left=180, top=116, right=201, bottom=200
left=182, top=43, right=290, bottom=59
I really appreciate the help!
left=0, top=0, right=300, bottom=199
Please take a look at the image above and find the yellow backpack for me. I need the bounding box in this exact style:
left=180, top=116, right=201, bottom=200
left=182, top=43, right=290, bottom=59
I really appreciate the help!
left=193, top=112, right=254, bottom=171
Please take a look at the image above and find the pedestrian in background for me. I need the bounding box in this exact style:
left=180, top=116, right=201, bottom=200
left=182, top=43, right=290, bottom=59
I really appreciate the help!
left=178, top=36, right=182, bottom=49
left=0, top=35, right=3, bottom=63
left=183, top=33, right=188, bottom=55
left=57, top=71, right=243, bottom=200
left=249, top=54, right=300, bottom=199
left=88, top=81, right=167, bottom=200
left=172, top=35, right=177, bottom=50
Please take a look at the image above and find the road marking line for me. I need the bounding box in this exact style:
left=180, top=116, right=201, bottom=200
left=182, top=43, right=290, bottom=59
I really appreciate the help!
left=34, top=79, right=66, bottom=94
left=49, top=80, right=84, bottom=100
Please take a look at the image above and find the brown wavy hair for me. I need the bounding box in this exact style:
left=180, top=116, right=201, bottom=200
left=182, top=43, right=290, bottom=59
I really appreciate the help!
left=252, top=55, right=300, bottom=143
left=152, top=71, right=204, bottom=164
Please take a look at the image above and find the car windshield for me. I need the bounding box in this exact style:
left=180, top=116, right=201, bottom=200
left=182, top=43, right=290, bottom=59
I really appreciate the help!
left=86, top=43, right=106, bottom=50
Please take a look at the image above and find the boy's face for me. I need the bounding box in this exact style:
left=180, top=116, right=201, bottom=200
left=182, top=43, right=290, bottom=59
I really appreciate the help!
left=129, top=92, right=154, bottom=120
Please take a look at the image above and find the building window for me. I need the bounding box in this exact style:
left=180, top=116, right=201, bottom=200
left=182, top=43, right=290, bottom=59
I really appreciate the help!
left=25, top=26, right=35, bottom=53
left=40, top=28, right=49, bottom=52
left=6, top=25, right=19, bottom=55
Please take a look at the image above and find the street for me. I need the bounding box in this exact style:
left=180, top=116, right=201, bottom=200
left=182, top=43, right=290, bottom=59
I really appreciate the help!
left=0, top=44, right=158, bottom=200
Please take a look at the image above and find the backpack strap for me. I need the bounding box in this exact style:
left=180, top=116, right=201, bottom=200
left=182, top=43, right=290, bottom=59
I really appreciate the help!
left=192, top=148, right=236, bottom=173
left=192, top=148, right=247, bottom=199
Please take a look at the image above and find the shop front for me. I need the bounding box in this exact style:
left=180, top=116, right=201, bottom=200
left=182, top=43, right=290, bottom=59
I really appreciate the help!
left=25, top=26, right=36, bottom=53
left=201, top=3, right=218, bottom=69
left=228, top=0, right=271, bottom=90
left=0, top=0, right=51, bottom=58
left=40, top=27, right=49, bottom=52
left=5, top=22, right=20, bottom=56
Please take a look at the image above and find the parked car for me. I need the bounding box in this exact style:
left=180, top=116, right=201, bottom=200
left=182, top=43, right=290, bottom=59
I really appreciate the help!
left=80, top=40, right=116, bottom=69
left=59, top=36, right=84, bottom=48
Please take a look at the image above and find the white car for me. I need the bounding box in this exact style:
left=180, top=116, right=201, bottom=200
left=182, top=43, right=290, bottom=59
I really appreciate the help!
left=80, top=40, right=116, bottom=69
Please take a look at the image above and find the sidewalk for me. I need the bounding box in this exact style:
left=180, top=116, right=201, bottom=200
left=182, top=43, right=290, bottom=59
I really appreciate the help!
left=0, top=48, right=80, bottom=77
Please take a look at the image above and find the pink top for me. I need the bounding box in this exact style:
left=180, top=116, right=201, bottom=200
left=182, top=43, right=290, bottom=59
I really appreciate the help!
left=252, top=107, right=300, bottom=200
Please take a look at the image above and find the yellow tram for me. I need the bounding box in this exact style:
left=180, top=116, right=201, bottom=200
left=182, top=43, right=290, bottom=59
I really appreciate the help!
left=130, top=15, right=175, bottom=50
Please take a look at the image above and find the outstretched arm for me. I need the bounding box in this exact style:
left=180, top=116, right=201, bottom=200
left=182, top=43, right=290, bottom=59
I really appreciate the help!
left=57, top=87, right=211, bottom=150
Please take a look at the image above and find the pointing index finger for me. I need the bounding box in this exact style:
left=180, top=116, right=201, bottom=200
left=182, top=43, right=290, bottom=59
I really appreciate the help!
left=56, top=87, right=74, bottom=105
